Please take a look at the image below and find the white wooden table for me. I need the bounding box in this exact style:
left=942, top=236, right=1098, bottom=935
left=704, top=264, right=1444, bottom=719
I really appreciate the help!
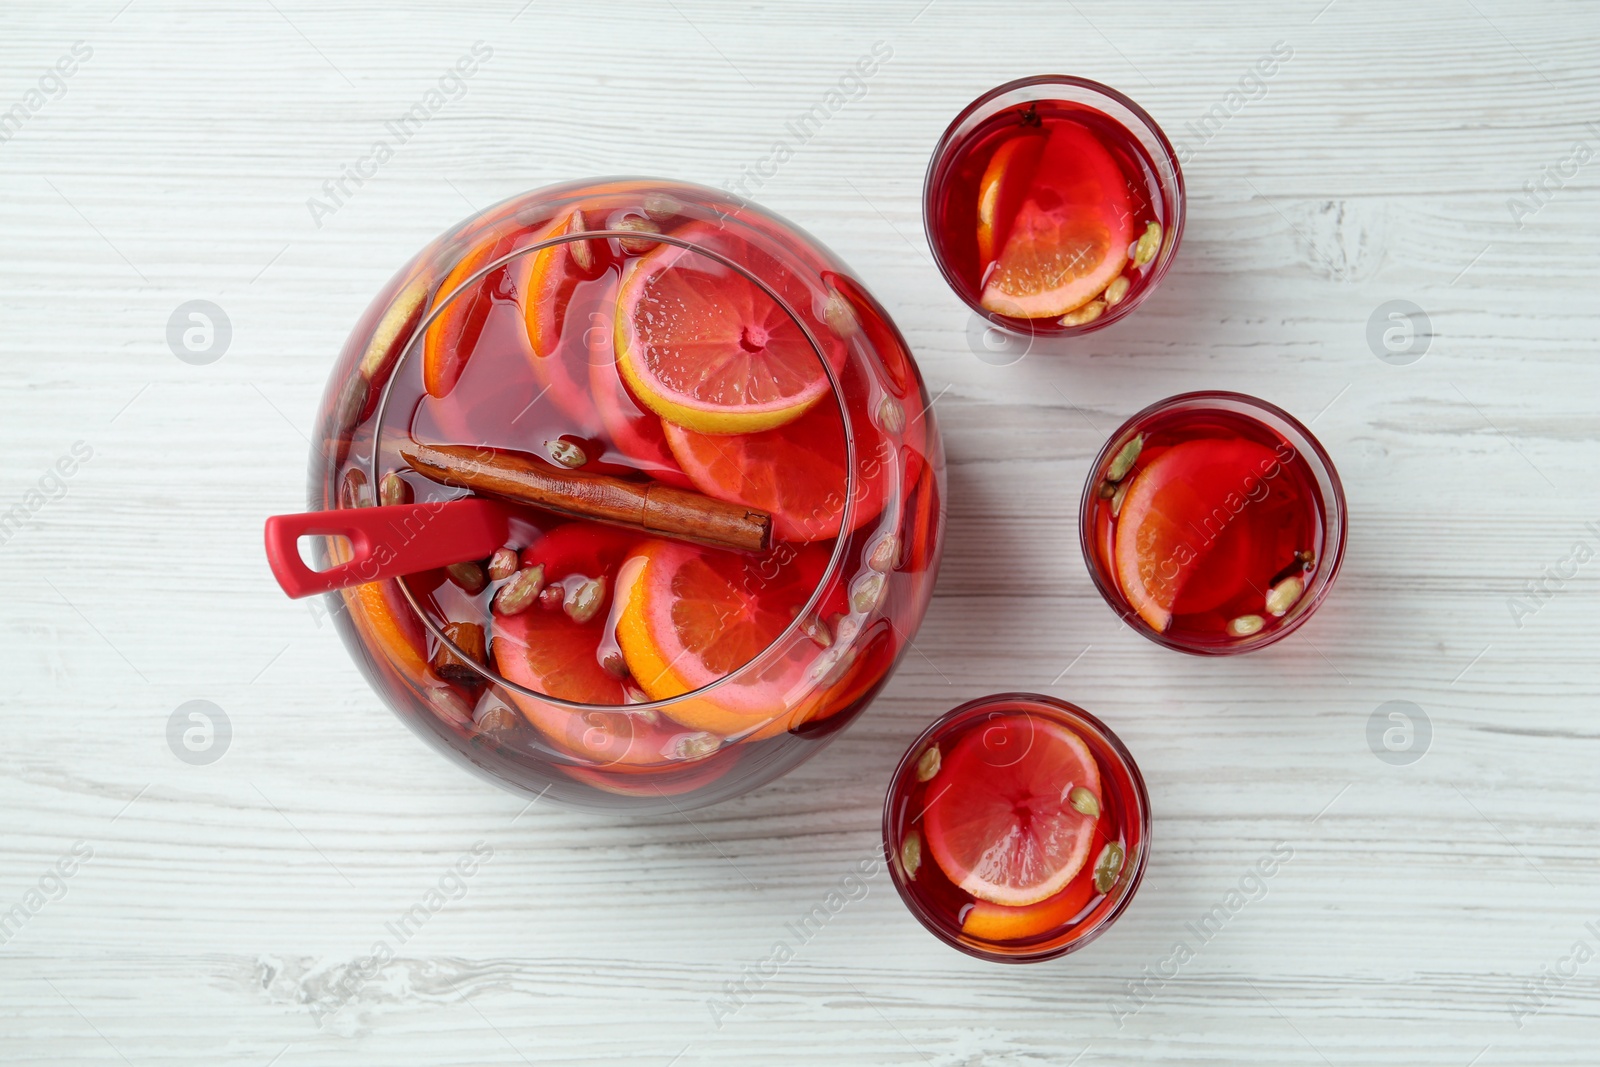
left=4, top=1, right=1597, bottom=1063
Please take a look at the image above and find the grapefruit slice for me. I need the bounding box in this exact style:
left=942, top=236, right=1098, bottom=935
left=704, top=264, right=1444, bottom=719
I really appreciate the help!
left=615, top=224, right=840, bottom=434
left=615, top=539, right=826, bottom=738
left=923, top=714, right=1102, bottom=907
left=976, top=133, right=1047, bottom=266
left=1112, top=438, right=1284, bottom=632
left=979, top=122, right=1135, bottom=319
left=962, top=862, right=1098, bottom=942
left=493, top=609, right=624, bottom=706
left=493, top=609, right=694, bottom=767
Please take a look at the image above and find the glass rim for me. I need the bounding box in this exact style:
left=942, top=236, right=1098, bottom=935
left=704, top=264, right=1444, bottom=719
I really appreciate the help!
left=921, top=74, right=1187, bottom=337
left=1076, top=390, right=1349, bottom=656
left=881, top=691, right=1152, bottom=963
left=363, top=222, right=861, bottom=714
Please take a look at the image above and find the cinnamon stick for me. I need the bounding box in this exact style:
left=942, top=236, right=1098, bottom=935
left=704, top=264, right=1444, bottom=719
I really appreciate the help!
left=399, top=441, right=772, bottom=553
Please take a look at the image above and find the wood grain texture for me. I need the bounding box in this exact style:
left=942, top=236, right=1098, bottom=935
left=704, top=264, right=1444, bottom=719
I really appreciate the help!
left=2, top=0, right=1598, bottom=1063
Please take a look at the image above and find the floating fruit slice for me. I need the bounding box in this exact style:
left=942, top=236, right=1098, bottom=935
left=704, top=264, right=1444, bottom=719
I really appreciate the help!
left=1112, top=438, right=1284, bottom=632
left=423, top=223, right=528, bottom=397
left=663, top=398, right=846, bottom=542
left=923, top=714, right=1102, bottom=907
left=615, top=539, right=825, bottom=739
left=962, top=862, right=1098, bottom=942
left=976, top=132, right=1047, bottom=267
left=979, top=122, right=1135, bottom=319
left=493, top=609, right=690, bottom=767
left=524, top=208, right=595, bottom=358
left=616, top=224, right=838, bottom=434
left=328, top=529, right=433, bottom=680
left=590, top=344, right=694, bottom=488
left=358, top=271, right=431, bottom=389
left=662, top=357, right=888, bottom=543
left=494, top=609, right=624, bottom=706
left=897, top=446, right=943, bottom=579
left=345, top=579, right=431, bottom=682
left=523, top=210, right=606, bottom=435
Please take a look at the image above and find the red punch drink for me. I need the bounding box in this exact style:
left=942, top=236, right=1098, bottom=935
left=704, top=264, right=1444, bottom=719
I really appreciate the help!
left=884, top=694, right=1150, bottom=962
left=1080, top=392, right=1347, bottom=654
left=925, top=76, right=1183, bottom=335
left=310, top=179, right=946, bottom=812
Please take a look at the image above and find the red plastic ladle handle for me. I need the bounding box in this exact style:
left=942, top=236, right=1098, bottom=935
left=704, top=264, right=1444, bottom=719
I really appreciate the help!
left=264, top=498, right=511, bottom=599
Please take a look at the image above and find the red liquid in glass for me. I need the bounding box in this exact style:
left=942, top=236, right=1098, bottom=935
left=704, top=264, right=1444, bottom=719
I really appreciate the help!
left=884, top=695, right=1148, bottom=962
left=1085, top=404, right=1330, bottom=651
left=927, top=99, right=1168, bottom=331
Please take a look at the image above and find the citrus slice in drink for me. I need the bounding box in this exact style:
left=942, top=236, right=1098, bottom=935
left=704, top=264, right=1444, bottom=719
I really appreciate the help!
left=615, top=224, right=837, bottom=434
left=962, top=862, right=1098, bottom=942
left=976, top=132, right=1047, bottom=266
left=1112, top=438, right=1283, bottom=632
left=523, top=209, right=606, bottom=434
left=523, top=208, right=594, bottom=358
left=423, top=224, right=528, bottom=397
left=327, top=530, right=432, bottom=681
left=663, top=397, right=850, bottom=542
left=662, top=356, right=886, bottom=542
left=795, top=617, right=896, bottom=733
left=344, top=579, right=432, bottom=682
left=979, top=122, right=1134, bottom=319
left=494, top=609, right=625, bottom=706
left=493, top=609, right=685, bottom=767
left=923, top=714, right=1102, bottom=907
left=615, top=539, right=825, bottom=739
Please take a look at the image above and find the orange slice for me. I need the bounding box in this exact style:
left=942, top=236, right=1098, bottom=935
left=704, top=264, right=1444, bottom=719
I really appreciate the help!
left=345, top=579, right=431, bottom=681
left=661, top=354, right=888, bottom=543
left=423, top=223, right=528, bottom=397
left=523, top=208, right=595, bottom=358
left=795, top=617, right=896, bottom=731
left=493, top=608, right=624, bottom=706
left=923, top=714, right=1102, bottom=907
left=979, top=122, right=1134, bottom=319
left=976, top=132, right=1047, bottom=266
left=1112, top=438, right=1283, bottom=632
left=615, top=539, right=825, bottom=739
left=328, top=530, right=432, bottom=682
left=615, top=224, right=836, bottom=434
left=522, top=209, right=607, bottom=434
left=663, top=394, right=853, bottom=543
left=962, top=863, right=1098, bottom=942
